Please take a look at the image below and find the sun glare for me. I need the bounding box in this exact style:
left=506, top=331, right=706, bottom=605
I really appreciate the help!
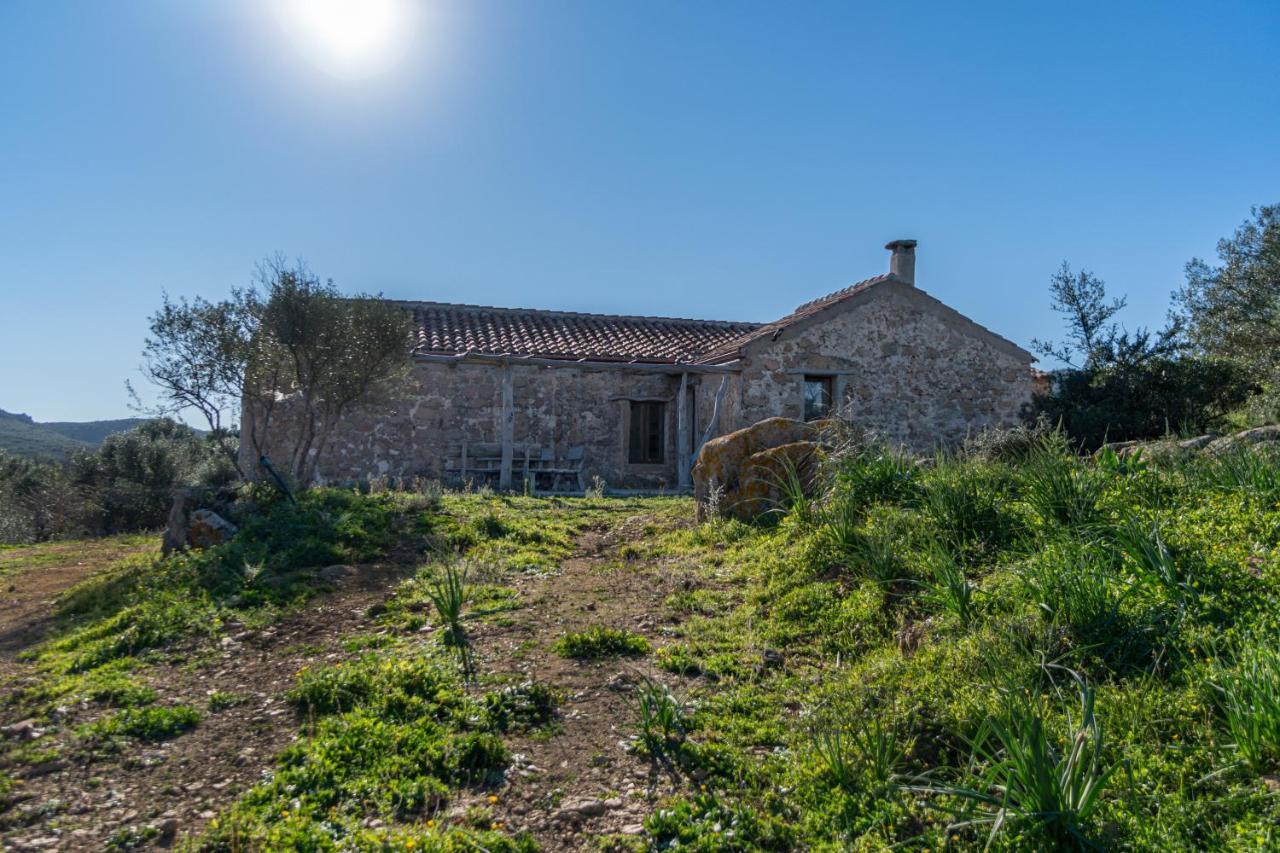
left=274, top=0, right=415, bottom=78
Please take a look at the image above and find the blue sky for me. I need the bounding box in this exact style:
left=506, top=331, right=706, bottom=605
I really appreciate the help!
left=2, top=0, right=1277, bottom=421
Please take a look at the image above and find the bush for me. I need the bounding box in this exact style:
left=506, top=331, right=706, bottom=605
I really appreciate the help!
left=553, top=626, right=650, bottom=659
left=1032, top=356, right=1258, bottom=450
left=0, top=419, right=237, bottom=543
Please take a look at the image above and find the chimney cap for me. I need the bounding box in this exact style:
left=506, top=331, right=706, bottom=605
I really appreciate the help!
left=885, top=239, right=917, bottom=251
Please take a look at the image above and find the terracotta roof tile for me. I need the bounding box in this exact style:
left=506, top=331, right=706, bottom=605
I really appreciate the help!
left=398, top=301, right=762, bottom=364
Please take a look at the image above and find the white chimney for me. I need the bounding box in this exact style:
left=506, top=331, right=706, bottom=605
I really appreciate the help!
left=885, top=239, right=917, bottom=285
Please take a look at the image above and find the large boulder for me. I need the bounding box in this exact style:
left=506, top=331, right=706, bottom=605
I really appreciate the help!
left=187, top=509, right=238, bottom=550
left=693, top=417, right=819, bottom=520
left=1206, top=425, right=1280, bottom=456
left=732, top=441, right=824, bottom=520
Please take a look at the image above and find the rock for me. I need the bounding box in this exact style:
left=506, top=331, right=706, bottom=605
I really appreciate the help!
left=156, top=817, right=180, bottom=844
left=161, top=488, right=195, bottom=556
left=318, top=564, right=354, bottom=583
left=692, top=417, right=820, bottom=521
left=2, top=718, right=40, bottom=740
left=759, top=649, right=784, bottom=670
left=1178, top=434, right=1217, bottom=451
left=620, top=823, right=646, bottom=835
left=188, top=509, right=238, bottom=550
left=1207, top=425, right=1280, bottom=456
left=552, top=797, right=610, bottom=821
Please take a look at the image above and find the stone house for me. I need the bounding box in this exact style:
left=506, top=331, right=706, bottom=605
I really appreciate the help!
left=251, top=240, right=1034, bottom=491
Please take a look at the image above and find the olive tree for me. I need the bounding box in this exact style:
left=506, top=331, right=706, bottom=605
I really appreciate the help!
left=137, top=258, right=411, bottom=486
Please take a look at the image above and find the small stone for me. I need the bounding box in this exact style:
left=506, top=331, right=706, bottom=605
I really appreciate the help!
left=1, top=718, right=39, bottom=740
left=620, top=823, right=645, bottom=835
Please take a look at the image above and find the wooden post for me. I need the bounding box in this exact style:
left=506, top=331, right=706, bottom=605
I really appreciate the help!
left=499, top=364, right=514, bottom=489
left=676, top=372, right=690, bottom=490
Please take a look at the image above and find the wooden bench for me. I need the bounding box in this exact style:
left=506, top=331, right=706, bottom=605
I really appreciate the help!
left=444, top=442, right=586, bottom=493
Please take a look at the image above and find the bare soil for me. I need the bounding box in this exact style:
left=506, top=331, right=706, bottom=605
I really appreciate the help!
left=460, top=516, right=701, bottom=849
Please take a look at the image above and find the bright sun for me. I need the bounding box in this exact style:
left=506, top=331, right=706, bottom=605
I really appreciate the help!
left=274, top=0, right=415, bottom=78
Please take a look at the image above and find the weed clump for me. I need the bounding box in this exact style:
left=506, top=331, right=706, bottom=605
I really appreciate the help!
left=553, top=626, right=651, bottom=659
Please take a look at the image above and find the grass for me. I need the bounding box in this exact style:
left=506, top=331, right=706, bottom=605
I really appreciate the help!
left=8, top=449, right=1280, bottom=850
left=79, top=705, right=201, bottom=746
left=553, top=625, right=651, bottom=659
left=622, top=437, right=1280, bottom=850
left=908, top=668, right=1123, bottom=850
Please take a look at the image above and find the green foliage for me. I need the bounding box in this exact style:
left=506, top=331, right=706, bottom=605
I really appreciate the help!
left=812, top=716, right=908, bottom=792
left=1177, top=203, right=1280, bottom=412
left=287, top=653, right=465, bottom=720
left=633, top=677, right=687, bottom=756
left=203, top=638, right=524, bottom=850
left=207, top=690, right=248, bottom=712
left=80, top=704, right=200, bottom=745
left=909, top=669, right=1122, bottom=851
left=640, top=441, right=1280, bottom=849
left=1213, top=639, right=1280, bottom=772
left=553, top=626, right=650, bottom=659
left=482, top=681, right=557, bottom=732
left=1033, top=356, right=1258, bottom=449
left=919, top=544, right=977, bottom=628
left=1021, top=443, right=1107, bottom=529
left=0, top=418, right=235, bottom=544
left=921, top=459, right=1021, bottom=558
left=423, top=561, right=469, bottom=645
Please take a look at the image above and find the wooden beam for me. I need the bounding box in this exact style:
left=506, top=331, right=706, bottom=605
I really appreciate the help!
left=676, top=372, right=690, bottom=490
left=499, top=364, right=514, bottom=489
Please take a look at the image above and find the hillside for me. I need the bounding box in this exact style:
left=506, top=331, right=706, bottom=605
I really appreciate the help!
left=0, top=409, right=149, bottom=458
left=0, top=410, right=89, bottom=458
left=39, top=416, right=148, bottom=446
left=3, top=443, right=1280, bottom=850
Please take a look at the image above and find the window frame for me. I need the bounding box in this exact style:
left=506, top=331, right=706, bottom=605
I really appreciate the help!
left=627, top=400, right=667, bottom=464
left=802, top=375, right=834, bottom=421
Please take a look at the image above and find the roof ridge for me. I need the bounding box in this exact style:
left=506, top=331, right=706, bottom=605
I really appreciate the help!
left=790, top=273, right=896, bottom=314
left=387, top=299, right=763, bottom=329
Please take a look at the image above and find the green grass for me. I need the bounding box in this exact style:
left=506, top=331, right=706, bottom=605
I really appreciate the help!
left=79, top=705, right=201, bottom=745
left=627, top=440, right=1280, bottom=850
left=553, top=625, right=651, bottom=659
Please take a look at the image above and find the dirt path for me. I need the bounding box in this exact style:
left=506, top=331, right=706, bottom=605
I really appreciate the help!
left=0, top=557, right=414, bottom=852
left=463, top=515, right=699, bottom=850
left=0, top=537, right=157, bottom=678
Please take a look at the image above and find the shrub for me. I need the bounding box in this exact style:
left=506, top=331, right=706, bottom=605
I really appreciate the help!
left=1032, top=356, right=1258, bottom=450
left=1021, top=446, right=1107, bottom=530
left=553, top=626, right=650, bottom=659
left=920, top=461, right=1021, bottom=558
left=633, top=676, right=687, bottom=756
left=81, top=704, right=200, bottom=744
left=1213, top=640, right=1280, bottom=772
left=907, top=669, right=1121, bottom=850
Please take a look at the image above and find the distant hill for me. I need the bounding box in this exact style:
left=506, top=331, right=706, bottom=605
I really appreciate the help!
left=0, top=410, right=150, bottom=459
left=41, top=417, right=149, bottom=446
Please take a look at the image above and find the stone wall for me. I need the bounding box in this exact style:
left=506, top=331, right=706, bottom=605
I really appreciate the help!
left=731, top=280, right=1033, bottom=450
left=243, top=360, right=725, bottom=490
left=241, top=281, right=1033, bottom=486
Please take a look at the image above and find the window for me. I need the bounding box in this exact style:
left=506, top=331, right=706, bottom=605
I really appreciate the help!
left=628, top=401, right=666, bottom=464
left=803, top=376, right=834, bottom=421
